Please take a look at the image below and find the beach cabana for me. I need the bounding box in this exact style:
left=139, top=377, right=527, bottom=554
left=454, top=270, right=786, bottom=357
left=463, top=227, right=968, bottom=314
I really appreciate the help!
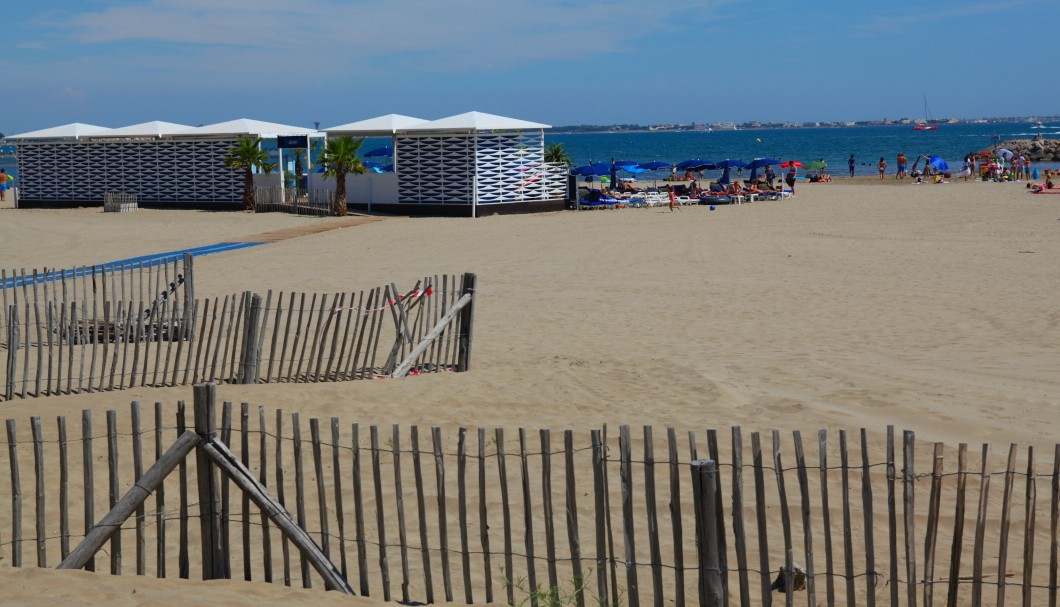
left=316, top=111, right=566, bottom=217
left=94, top=121, right=192, bottom=138
left=7, top=123, right=115, bottom=140
left=10, top=118, right=318, bottom=208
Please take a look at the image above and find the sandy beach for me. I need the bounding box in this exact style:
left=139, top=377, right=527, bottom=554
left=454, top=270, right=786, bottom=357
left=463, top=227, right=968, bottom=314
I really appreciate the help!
left=0, top=178, right=1058, bottom=604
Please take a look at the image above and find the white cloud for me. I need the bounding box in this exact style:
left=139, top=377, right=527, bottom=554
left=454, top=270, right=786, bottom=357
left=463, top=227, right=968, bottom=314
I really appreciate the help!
left=61, top=0, right=742, bottom=72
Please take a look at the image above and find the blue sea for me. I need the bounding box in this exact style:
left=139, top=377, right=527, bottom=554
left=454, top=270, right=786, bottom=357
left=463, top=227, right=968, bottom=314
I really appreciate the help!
left=544, top=123, right=1060, bottom=178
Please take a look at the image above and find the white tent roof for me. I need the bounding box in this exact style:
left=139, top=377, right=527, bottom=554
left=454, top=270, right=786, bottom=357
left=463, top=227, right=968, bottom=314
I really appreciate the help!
left=96, top=121, right=193, bottom=138
left=174, top=118, right=317, bottom=137
left=405, top=111, right=550, bottom=132
left=322, top=114, right=428, bottom=135
left=7, top=123, right=115, bottom=140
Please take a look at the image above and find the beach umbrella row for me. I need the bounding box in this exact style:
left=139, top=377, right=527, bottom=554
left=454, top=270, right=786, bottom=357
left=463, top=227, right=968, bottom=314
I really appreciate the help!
left=570, top=157, right=812, bottom=187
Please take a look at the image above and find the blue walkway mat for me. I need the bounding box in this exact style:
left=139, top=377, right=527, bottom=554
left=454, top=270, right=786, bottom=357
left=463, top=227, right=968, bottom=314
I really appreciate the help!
left=1, top=241, right=265, bottom=290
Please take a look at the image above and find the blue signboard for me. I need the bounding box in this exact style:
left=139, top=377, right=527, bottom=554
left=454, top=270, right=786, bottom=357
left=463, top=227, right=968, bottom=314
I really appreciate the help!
left=277, top=135, right=308, bottom=149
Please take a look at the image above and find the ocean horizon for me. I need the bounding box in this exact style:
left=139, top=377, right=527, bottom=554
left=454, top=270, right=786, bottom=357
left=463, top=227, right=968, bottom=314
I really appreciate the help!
left=545, top=122, right=1060, bottom=178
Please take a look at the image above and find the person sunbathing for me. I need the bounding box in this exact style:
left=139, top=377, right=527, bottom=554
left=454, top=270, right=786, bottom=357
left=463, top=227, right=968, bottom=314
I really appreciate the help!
left=727, top=182, right=744, bottom=195
left=745, top=180, right=763, bottom=194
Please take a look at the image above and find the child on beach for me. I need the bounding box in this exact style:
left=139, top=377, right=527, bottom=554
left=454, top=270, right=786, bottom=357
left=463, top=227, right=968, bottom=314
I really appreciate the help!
left=667, top=184, right=680, bottom=212
left=878, top=157, right=887, bottom=180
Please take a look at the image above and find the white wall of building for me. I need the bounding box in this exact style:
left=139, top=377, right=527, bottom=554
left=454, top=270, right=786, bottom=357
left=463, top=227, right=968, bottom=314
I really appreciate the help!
left=308, top=172, right=398, bottom=204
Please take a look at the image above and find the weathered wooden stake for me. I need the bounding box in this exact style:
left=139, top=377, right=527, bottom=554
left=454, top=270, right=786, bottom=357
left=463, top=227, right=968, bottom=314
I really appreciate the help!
left=455, top=273, right=476, bottom=372
left=691, top=459, right=723, bottom=607
left=193, top=383, right=225, bottom=580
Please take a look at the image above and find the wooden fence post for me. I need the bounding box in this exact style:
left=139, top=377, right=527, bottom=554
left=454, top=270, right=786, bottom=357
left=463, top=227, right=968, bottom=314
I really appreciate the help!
left=182, top=253, right=195, bottom=335
left=193, top=383, right=226, bottom=580
left=240, top=293, right=263, bottom=384
left=455, top=273, right=476, bottom=372
left=6, top=304, right=18, bottom=400
left=692, top=459, right=723, bottom=607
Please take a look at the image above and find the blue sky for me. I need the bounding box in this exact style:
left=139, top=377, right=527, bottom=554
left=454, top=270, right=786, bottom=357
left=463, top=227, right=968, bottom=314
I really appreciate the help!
left=3, top=0, right=1058, bottom=134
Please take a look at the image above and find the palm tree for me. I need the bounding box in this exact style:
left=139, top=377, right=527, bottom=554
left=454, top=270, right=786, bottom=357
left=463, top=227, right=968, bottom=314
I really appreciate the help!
left=318, top=135, right=366, bottom=216
left=224, top=136, right=270, bottom=211
left=544, top=142, right=572, bottom=167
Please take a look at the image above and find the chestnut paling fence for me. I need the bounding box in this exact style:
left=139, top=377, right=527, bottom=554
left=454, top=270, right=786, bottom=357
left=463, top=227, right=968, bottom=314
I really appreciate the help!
left=0, top=263, right=477, bottom=400
left=0, top=384, right=1057, bottom=606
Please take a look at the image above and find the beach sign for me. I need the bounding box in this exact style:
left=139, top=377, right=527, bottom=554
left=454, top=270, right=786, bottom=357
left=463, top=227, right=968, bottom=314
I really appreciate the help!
left=277, top=135, right=308, bottom=149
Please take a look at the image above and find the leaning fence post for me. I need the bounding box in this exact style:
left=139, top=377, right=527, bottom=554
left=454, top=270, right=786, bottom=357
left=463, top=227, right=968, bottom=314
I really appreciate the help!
left=193, top=383, right=226, bottom=579
left=240, top=294, right=263, bottom=384
left=455, top=273, right=477, bottom=372
left=692, top=459, right=723, bottom=607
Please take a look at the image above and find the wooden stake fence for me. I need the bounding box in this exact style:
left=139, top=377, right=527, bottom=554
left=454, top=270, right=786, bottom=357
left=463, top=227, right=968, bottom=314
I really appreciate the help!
left=0, top=273, right=476, bottom=400
left=0, top=386, right=1058, bottom=605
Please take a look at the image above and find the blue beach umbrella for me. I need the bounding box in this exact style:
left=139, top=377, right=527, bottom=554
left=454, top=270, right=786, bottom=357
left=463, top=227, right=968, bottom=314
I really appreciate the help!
left=928, top=156, right=948, bottom=172
left=571, top=163, right=612, bottom=176
left=745, top=157, right=782, bottom=181
left=713, top=159, right=747, bottom=169
left=638, top=161, right=671, bottom=170
left=675, top=159, right=711, bottom=170
left=613, top=160, right=639, bottom=167
left=571, top=163, right=612, bottom=186
left=714, top=159, right=747, bottom=184
left=364, top=146, right=393, bottom=157
left=635, top=160, right=674, bottom=187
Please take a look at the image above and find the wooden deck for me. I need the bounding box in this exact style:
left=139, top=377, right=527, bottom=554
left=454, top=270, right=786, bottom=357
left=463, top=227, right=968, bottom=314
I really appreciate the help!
left=235, top=214, right=386, bottom=244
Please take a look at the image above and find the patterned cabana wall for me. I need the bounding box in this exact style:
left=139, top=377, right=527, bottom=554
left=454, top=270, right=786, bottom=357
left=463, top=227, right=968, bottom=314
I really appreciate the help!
left=391, top=130, right=566, bottom=216
left=16, top=139, right=242, bottom=207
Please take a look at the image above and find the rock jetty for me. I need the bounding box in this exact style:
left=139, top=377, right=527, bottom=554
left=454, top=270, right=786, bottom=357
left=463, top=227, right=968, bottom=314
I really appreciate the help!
left=977, top=139, right=1060, bottom=161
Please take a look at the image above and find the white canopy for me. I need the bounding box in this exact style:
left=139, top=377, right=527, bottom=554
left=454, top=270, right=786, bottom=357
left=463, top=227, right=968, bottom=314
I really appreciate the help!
left=174, top=118, right=318, bottom=138
left=405, top=111, right=550, bottom=132
left=96, top=121, right=192, bottom=138
left=322, top=114, right=428, bottom=136
left=7, top=123, right=114, bottom=140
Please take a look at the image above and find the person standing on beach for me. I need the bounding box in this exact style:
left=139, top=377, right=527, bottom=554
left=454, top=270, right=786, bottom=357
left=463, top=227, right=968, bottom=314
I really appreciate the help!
left=0, top=169, right=9, bottom=202
left=765, top=165, right=776, bottom=188
left=878, top=157, right=887, bottom=180
left=896, top=152, right=907, bottom=179
left=784, top=162, right=797, bottom=196
left=667, top=184, right=680, bottom=212
left=848, top=155, right=855, bottom=178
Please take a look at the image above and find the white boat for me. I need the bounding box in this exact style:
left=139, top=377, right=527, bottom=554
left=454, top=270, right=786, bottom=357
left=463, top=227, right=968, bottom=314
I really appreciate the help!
left=1031, top=121, right=1046, bottom=129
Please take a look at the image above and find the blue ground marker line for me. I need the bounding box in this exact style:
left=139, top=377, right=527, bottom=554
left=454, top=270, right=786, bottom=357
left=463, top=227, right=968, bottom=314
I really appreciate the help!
left=0, top=241, right=266, bottom=290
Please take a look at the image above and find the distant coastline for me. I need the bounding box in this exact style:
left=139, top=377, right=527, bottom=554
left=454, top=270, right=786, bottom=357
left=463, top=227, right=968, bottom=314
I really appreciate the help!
left=551, top=116, right=1060, bottom=135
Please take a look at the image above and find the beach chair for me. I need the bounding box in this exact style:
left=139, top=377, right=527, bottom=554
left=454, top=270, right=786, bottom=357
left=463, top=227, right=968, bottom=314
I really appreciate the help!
left=646, top=192, right=668, bottom=207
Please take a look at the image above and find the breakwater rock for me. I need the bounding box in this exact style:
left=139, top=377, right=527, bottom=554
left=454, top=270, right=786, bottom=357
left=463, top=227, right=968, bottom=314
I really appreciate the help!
left=977, top=139, right=1060, bottom=162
